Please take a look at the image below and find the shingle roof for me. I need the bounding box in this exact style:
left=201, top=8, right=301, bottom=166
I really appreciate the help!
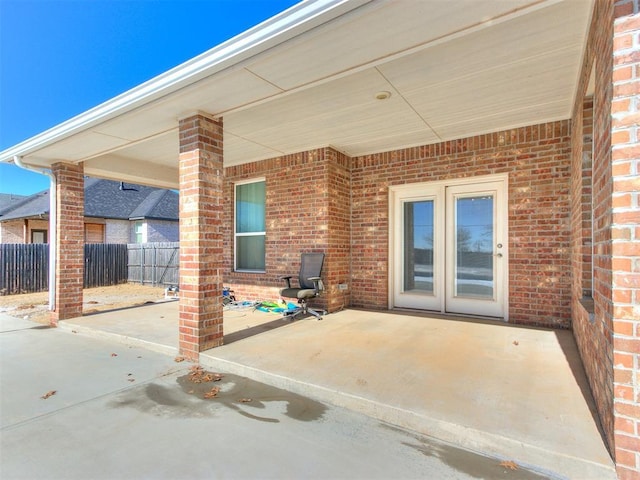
left=0, top=179, right=178, bottom=222
left=0, top=193, right=27, bottom=215
left=0, top=191, right=49, bottom=220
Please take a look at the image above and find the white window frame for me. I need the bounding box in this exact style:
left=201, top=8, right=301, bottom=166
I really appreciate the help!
left=134, top=220, right=146, bottom=244
left=234, top=177, right=266, bottom=272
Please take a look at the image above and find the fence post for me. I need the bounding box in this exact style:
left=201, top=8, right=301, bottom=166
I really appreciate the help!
left=152, top=244, right=157, bottom=287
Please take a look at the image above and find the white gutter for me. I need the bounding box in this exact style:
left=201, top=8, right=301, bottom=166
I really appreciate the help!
left=12, top=156, right=56, bottom=312
left=0, top=0, right=372, bottom=164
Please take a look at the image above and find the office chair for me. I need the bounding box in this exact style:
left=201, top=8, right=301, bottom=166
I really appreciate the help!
left=280, top=252, right=326, bottom=320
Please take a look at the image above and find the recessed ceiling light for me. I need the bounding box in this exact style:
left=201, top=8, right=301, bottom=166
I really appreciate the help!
left=375, top=91, right=391, bottom=100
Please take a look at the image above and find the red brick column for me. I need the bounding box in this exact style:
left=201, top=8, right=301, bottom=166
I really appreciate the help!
left=51, top=162, right=84, bottom=325
left=611, top=8, right=640, bottom=479
left=178, top=113, right=224, bottom=360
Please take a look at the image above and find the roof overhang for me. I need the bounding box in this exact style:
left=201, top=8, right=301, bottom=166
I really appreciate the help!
left=0, top=0, right=594, bottom=189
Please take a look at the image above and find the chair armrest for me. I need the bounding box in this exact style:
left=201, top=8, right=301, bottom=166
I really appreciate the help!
left=307, top=276, right=324, bottom=294
left=280, top=276, right=293, bottom=289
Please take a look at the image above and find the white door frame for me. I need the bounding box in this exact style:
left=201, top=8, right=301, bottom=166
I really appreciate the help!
left=388, top=174, right=509, bottom=321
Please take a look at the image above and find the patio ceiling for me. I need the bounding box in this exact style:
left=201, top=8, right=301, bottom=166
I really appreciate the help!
left=1, top=0, right=593, bottom=189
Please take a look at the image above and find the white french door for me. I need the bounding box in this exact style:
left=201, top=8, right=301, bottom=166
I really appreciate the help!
left=391, top=176, right=507, bottom=319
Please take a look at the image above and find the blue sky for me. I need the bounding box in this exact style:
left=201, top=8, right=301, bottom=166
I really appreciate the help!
left=0, top=0, right=299, bottom=195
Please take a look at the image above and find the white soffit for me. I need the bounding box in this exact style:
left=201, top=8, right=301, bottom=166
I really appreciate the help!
left=97, top=131, right=179, bottom=167
left=378, top=0, right=589, bottom=139
left=27, top=130, right=131, bottom=164
left=244, top=0, right=536, bottom=91
left=224, top=0, right=592, bottom=162
left=3, top=0, right=594, bottom=187
left=92, top=68, right=284, bottom=141
left=223, top=68, right=441, bottom=165
left=83, top=154, right=178, bottom=189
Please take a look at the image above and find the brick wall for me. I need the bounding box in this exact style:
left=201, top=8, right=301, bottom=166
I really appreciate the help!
left=611, top=4, right=640, bottom=478
left=178, top=113, right=224, bottom=359
left=51, top=162, right=84, bottom=324
left=351, top=121, right=572, bottom=328
left=146, top=219, right=179, bottom=243
left=570, top=0, right=616, bottom=458
left=223, top=148, right=349, bottom=312
left=105, top=219, right=129, bottom=243
left=571, top=1, right=640, bottom=478
left=0, top=220, right=24, bottom=243
left=325, top=148, right=352, bottom=311
left=222, top=124, right=571, bottom=329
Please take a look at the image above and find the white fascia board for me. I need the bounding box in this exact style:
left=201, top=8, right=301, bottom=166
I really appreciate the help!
left=0, top=0, right=372, bottom=165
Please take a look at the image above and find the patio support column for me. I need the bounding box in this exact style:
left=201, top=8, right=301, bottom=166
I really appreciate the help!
left=611, top=7, right=640, bottom=478
left=178, top=113, right=224, bottom=360
left=50, top=162, right=84, bottom=325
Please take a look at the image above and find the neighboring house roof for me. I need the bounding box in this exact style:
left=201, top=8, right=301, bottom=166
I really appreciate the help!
left=0, top=191, right=49, bottom=220
left=0, top=179, right=178, bottom=222
left=0, top=193, right=27, bottom=215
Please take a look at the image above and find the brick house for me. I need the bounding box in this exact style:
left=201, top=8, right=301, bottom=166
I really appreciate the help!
left=0, top=1, right=638, bottom=477
left=0, top=178, right=178, bottom=244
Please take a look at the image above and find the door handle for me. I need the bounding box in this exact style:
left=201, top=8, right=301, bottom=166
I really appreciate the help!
left=495, top=253, right=503, bottom=258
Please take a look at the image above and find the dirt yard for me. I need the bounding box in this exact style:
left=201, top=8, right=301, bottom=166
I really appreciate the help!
left=0, top=284, right=167, bottom=324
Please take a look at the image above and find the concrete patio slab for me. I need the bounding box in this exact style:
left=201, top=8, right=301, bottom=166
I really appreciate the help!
left=60, top=303, right=617, bottom=480
left=7, top=313, right=543, bottom=480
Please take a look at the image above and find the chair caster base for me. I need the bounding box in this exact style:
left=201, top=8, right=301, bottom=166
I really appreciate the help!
left=307, top=308, right=326, bottom=320
left=281, top=307, right=326, bottom=321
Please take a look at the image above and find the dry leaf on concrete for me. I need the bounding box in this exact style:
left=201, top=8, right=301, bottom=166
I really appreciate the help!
left=499, top=460, right=518, bottom=470
left=41, top=390, right=56, bottom=399
left=189, top=365, right=224, bottom=385
left=512, top=341, right=519, bottom=346
left=189, top=366, right=205, bottom=383
left=204, top=387, right=220, bottom=399
left=111, top=353, right=118, bottom=357
left=174, top=356, right=185, bottom=363
left=238, top=398, right=252, bottom=403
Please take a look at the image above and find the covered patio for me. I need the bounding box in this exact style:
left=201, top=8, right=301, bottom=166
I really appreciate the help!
left=1, top=0, right=638, bottom=477
left=60, top=302, right=616, bottom=479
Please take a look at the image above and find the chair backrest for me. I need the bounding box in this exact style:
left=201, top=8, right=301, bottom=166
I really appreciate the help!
left=299, top=253, right=324, bottom=289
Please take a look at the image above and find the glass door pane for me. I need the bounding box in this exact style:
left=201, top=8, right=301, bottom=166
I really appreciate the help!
left=454, top=195, right=494, bottom=299
left=403, top=200, right=434, bottom=294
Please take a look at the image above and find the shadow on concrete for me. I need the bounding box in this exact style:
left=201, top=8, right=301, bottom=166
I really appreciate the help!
left=82, top=300, right=171, bottom=316
left=224, top=316, right=293, bottom=344
left=554, top=330, right=611, bottom=458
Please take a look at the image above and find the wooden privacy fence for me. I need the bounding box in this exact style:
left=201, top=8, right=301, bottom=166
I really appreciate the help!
left=127, top=242, right=179, bottom=286
left=0, top=243, right=129, bottom=295
left=0, top=244, right=49, bottom=294
left=84, top=244, right=128, bottom=288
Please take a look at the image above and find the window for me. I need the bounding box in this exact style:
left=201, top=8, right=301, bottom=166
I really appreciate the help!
left=31, top=230, right=47, bottom=244
left=134, top=221, right=145, bottom=244
left=582, top=94, right=594, bottom=299
left=235, top=179, right=266, bottom=271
